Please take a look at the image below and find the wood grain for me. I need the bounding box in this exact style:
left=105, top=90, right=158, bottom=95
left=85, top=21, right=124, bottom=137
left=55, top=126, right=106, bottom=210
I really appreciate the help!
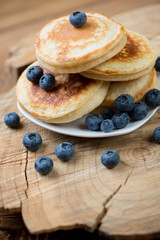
left=2, top=88, right=160, bottom=238
left=1, top=2, right=160, bottom=240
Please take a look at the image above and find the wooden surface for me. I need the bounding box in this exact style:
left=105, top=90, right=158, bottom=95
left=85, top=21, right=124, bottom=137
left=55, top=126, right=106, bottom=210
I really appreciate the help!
left=2, top=87, right=160, bottom=239
left=1, top=1, right=160, bottom=240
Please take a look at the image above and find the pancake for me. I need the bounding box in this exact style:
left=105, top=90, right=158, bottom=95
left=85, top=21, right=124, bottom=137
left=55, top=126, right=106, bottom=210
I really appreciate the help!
left=81, top=29, right=157, bottom=81
left=43, top=83, right=109, bottom=123
left=16, top=62, right=110, bottom=123
left=102, top=68, right=158, bottom=108
left=35, top=12, right=126, bottom=73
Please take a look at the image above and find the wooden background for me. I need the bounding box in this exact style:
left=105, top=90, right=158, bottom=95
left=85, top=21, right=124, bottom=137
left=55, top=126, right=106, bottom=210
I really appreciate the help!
left=1, top=0, right=160, bottom=94
left=1, top=0, right=160, bottom=239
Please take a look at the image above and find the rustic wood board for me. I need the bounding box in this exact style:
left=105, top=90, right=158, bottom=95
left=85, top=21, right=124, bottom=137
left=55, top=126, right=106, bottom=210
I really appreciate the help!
left=1, top=3, right=160, bottom=238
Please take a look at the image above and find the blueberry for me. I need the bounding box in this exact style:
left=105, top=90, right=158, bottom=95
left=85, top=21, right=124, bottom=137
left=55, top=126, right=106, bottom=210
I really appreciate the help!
left=69, top=11, right=87, bottom=28
left=153, top=127, right=160, bottom=143
left=100, top=119, right=114, bottom=133
left=155, top=57, right=160, bottom=72
left=114, top=94, right=135, bottom=112
left=85, top=114, right=104, bottom=131
left=39, top=73, right=55, bottom=91
left=55, top=142, right=75, bottom=162
left=101, top=109, right=114, bottom=119
left=35, top=156, right=53, bottom=175
left=112, top=113, right=130, bottom=129
left=101, top=150, right=120, bottom=169
left=129, top=102, right=149, bottom=120
left=23, top=132, right=42, bottom=151
left=4, top=112, right=20, bottom=128
left=26, top=66, right=43, bottom=83
left=145, top=89, right=160, bottom=108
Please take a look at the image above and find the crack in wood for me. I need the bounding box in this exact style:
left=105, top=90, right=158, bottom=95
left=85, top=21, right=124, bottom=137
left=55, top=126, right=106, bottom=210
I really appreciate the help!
left=93, top=167, right=135, bottom=232
left=124, top=167, right=134, bottom=186
left=24, top=151, right=29, bottom=199
left=93, top=184, right=122, bottom=231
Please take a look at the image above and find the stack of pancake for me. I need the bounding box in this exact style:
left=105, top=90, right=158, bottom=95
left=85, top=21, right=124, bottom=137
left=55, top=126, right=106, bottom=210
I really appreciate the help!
left=16, top=12, right=158, bottom=124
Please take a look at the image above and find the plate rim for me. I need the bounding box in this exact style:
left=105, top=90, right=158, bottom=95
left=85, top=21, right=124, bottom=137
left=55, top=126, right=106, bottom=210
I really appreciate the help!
left=17, top=102, right=158, bottom=138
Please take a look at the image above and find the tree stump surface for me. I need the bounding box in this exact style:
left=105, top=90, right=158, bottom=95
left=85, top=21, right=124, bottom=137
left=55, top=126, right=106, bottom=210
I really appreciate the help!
left=1, top=3, right=160, bottom=238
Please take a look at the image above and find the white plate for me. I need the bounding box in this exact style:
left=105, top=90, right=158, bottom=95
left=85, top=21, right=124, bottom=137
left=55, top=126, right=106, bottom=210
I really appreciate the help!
left=17, top=103, right=158, bottom=138
left=17, top=72, right=160, bottom=138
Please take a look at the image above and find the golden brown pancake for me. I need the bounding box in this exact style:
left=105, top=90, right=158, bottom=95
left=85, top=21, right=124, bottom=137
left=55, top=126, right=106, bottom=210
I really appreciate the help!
left=35, top=12, right=126, bottom=73
left=81, top=29, right=157, bottom=81
left=16, top=62, right=110, bottom=123
left=103, top=68, right=158, bottom=108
